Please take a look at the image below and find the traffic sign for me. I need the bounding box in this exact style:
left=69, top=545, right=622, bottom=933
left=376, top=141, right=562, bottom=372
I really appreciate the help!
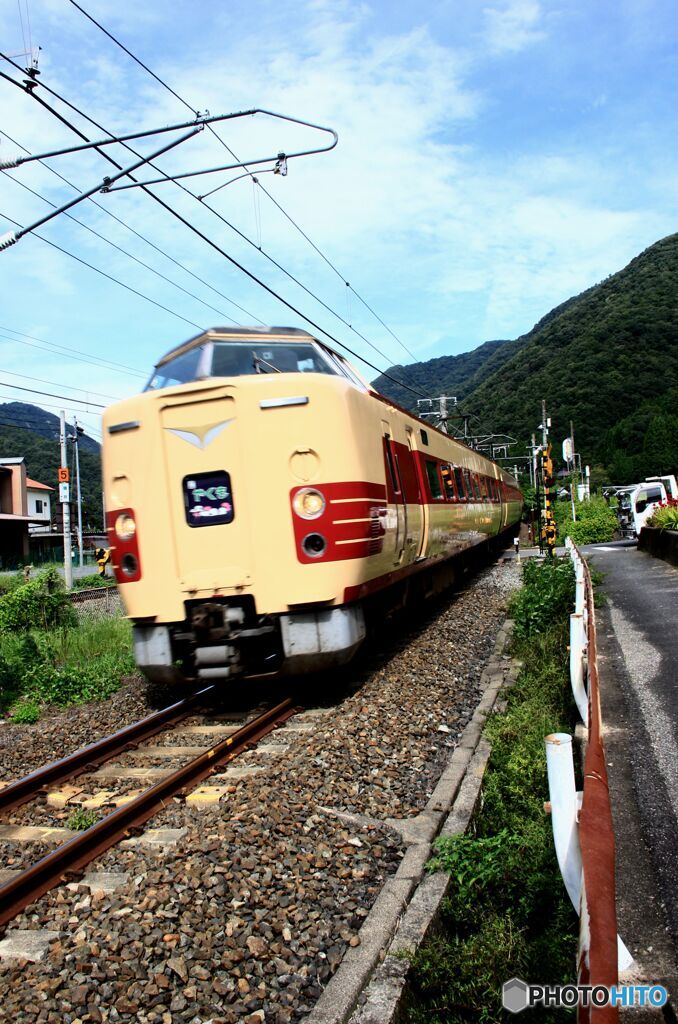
left=58, top=467, right=69, bottom=483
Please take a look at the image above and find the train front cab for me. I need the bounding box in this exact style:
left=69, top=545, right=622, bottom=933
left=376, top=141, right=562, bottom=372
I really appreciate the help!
left=102, top=327, right=521, bottom=685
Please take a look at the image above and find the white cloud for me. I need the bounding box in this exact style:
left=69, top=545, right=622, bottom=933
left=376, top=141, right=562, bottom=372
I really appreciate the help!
left=0, top=0, right=674, bottom=387
left=482, top=0, right=545, bottom=54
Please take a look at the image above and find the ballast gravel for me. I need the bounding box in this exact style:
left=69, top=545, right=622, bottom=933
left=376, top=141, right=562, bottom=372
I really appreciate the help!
left=0, top=560, right=520, bottom=1023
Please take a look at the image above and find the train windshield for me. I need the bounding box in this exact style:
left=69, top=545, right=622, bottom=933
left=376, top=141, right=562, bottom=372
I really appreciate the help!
left=210, top=342, right=338, bottom=377
left=145, top=341, right=339, bottom=390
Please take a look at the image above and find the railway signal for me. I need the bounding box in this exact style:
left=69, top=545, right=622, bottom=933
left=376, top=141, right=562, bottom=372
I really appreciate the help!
left=540, top=445, right=557, bottom=555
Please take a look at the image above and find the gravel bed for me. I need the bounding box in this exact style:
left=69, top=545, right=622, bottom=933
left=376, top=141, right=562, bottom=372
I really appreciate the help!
left=0, top=677, right=170, bottom=784
left=0, top=560, right=520, bottom=1023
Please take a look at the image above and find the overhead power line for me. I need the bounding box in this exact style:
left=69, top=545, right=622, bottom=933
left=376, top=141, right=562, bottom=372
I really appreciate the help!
left=0, top=57, right=426, bottom=399
left=66, top=0, right=420, bottom=368
left=1, top=367, right=118, bottom=401
left=0, top=379, right=105, bottom=408
left=0, top=208, right=206, bottom=333
left=0, top=324, right=146, bottom=378
left=0, top=129, right=261, bottom=326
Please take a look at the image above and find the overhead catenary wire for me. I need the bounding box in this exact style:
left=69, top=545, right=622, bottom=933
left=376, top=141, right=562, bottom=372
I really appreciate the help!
left=65, top=0, right=420, bottom=368
left=0, top=127, right=264, bottom=327
left=0, top=57, right=427, bottom=399
left=0, top=61, right=410, bottom=385
left=0, top=325, right=146, bottom=378
left=0, top=209, right=207, bottom=333
left=0, top=367, right=118, bottom=401
left=2, top=168, right=242, bottom=327
left=0, top=380, right=105, bottom=408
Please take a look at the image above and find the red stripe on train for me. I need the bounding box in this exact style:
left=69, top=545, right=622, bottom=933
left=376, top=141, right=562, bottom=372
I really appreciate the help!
left=290, top=482, right=386, bottom=564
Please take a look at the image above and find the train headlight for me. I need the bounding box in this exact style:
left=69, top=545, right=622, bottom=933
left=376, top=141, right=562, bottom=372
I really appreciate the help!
left=115, top=512, right=137, bottom=541
left=293, top=488, right=326, bottom=520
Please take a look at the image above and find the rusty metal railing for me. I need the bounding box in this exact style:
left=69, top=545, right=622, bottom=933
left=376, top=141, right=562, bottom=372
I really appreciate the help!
left=545, top=540, right=632, bottom=1022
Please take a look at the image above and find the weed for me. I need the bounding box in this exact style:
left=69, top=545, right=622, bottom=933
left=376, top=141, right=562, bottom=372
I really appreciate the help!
left=10, top=698, right=40, bottom=724
left=67, top=808, right=99, bottom=831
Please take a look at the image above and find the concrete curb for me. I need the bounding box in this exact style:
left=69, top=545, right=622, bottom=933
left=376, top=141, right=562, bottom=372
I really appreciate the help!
left=307, top=619, right=521, bottom=1024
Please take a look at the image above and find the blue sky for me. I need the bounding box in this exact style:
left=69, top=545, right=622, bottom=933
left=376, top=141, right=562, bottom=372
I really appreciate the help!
left=0, top=0, right=676, bottom=441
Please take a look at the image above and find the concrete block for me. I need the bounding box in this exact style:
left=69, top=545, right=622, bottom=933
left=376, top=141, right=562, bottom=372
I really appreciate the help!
left=186, top=785, right=231, bottom=807
left=46, top=784, right=84, bottom=808
left=80, top=871, right=130, bottom=894
left=0, top=929, right=59, bottom=962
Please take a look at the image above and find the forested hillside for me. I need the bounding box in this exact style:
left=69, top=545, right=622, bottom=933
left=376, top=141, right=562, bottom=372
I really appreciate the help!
left=376, top=233, right=678, bottom=482
left=371, top=337, right=517, bottom=408
left=0, top=408, right=103, bottom=529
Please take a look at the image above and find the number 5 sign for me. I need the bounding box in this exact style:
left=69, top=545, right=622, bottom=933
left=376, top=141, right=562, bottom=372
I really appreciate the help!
left=58, top=467, right=69, bottom=483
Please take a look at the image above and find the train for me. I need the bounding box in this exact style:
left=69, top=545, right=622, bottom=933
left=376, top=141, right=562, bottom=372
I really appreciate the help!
left=102, top=327, right=522, bottom=685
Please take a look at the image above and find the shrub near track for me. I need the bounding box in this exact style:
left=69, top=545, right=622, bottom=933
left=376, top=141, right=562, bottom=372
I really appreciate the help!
left=0, top=569, right=135, bottom=718
left=407, top=558, right=578, bottom=1023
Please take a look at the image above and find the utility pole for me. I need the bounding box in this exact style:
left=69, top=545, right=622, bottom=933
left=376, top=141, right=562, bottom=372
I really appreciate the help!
left=72, top=417, right=84, bottom=568
left=59, top=411, right=73, bottom=589
left=570, top=419, right=577, bottom=522
left=541, top=399, right=549, bottom=446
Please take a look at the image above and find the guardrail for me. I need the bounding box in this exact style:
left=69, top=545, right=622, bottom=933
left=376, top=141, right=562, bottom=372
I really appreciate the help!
left=545, top=540, right=632, bottom=1022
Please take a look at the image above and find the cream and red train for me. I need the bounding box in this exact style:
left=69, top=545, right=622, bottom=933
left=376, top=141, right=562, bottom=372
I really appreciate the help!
left=102, top=327, right=522, bottom=685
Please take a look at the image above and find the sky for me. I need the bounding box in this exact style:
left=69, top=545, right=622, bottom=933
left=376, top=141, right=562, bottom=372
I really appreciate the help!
left=0, top=0, right=676, bottom=442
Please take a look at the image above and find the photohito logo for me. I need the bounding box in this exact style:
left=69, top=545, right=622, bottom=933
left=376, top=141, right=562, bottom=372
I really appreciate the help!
left=502, top=978, right=668, bottom=1012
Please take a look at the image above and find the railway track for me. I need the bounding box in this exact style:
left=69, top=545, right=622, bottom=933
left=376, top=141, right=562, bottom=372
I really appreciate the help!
left=0, top=696, right=297, bottom=929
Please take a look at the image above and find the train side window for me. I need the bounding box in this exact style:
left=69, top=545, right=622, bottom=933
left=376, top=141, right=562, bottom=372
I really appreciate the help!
left=453, top=467, right=466, bottom=500
left=420, top=429, right=429, bottom=446
left=384, top=436, right=401, bottom=494
left=425, top=460, right=443, bottom=500
left=440, top=464, right=456, bottom=501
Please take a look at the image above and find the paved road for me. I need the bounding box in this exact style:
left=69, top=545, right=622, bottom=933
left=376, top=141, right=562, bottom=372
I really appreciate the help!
left=583, top=540, right=678, bottom=1003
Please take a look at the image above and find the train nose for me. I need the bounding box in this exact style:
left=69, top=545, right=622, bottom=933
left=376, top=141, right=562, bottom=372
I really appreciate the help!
left=159, top=393, right=253, bottom=594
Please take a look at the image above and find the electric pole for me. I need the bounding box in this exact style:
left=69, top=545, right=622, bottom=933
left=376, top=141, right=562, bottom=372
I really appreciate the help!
left=59, top=411, right=73, bottom=589
left=72, top=418, right=84, bottom=568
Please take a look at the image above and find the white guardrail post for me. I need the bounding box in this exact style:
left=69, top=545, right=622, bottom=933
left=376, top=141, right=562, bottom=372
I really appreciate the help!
left=548, top=541, right=633, bottom=978
left=545, top=733, right=582, bottom=912
left=566, top=539, right=589, bottom=726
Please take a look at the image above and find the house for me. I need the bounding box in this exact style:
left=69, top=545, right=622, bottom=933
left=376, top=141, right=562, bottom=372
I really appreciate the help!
left=27, top=478, right=54, bottom=533
left=0, top=458, right=56, bottom=568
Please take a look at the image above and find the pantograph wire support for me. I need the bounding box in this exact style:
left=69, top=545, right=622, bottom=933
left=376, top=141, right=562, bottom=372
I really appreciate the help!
left=0, top=108, right=337, bottom=249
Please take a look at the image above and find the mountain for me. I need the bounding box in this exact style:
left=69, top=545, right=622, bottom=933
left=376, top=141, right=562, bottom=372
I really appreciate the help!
left=0, top=405, right=103, bottom=530
left=375, top=233, right=678, bottom=483
left=0, top=403, right=100, bottom=454
left=371, top=337, right=517, bottom=409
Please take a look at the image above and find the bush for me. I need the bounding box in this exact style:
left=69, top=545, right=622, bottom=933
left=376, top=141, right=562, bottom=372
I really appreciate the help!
left=0, top=568, right=75, bottom=632
left=554, top=496, right=618, bottom=545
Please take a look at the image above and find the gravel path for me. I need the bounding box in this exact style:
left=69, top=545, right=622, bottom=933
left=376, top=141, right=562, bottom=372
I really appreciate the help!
left=0, top=560, right=520, bottom=1024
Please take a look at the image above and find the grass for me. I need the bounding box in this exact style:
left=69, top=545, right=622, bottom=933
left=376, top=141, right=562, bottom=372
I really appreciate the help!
left=0, top=567, right=135, bottom=719
left=405, top=558, right=579, bottom=1023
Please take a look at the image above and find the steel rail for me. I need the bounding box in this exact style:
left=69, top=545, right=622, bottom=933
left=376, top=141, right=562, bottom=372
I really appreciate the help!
left=0, top=697, right=297, bottom=929
left=0, top=685, right=220, bottom=814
